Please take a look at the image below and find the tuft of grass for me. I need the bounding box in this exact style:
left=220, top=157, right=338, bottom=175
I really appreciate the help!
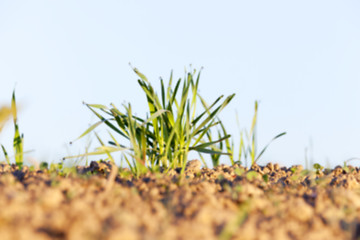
left=70, top=67, right=235, bottom=176
left=0, top=91, right=24, bottom=168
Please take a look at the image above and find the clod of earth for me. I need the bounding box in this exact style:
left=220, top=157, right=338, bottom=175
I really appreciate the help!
left=1, top=161, right=360, bottom=240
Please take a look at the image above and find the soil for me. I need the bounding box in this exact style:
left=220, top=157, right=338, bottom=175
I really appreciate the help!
left=1, top=160, right=360, bottom=240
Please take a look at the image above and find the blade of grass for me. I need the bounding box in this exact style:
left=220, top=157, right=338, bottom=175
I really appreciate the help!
left=1, top=145, right=10, bottom=164
left=191, top=134, right=231, bottom=150
left=255, top=132, right=286, bottom=163
left=11, top=91, right=23, bottom=168
left=249, top=101, right=258, bottom=165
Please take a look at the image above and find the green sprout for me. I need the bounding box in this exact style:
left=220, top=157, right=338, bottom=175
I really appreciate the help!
left=239, top=101, right=286, bottom=166
left=199, top=99, right=286, bottom=167
left=313, top=163, right=324, bottom=175
left=1, top=91, right=24, bottom=168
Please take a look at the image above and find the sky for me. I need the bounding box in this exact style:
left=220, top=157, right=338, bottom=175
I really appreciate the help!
left=0, top=0, right=360, bottom=168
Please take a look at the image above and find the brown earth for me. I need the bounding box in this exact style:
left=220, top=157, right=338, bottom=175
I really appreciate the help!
left=1, top=160, right=360, bottom=240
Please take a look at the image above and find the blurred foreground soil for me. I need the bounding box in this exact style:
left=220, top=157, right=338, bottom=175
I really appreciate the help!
left=1, top=160, right=360, bottom=240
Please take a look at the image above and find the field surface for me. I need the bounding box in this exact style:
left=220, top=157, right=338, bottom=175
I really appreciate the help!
left=0, top=160, right=360, bottom=240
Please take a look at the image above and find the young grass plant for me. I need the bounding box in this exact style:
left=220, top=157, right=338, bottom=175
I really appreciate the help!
left=133, top=67, right=234, bottom=170
left=72, top=67, right=235, bottom=176
left=235, top=102, right=286, bottom=166
left=0, top=91, right=24, bottom=168
left=199, top=99, right=286, bottom=167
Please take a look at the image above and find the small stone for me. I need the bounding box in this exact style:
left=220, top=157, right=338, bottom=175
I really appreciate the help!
left=266, top=162, right=274, bottom=171
left=274, top=163, right=280, bottom=171
left=185, top=159, right=202, bottom=172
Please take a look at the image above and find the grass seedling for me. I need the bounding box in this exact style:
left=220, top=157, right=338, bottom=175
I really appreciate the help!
left=199, top=99, right=286, bottom=167
left=313, top=163, right=324, bottom=175
left=71, top=67, right=235, bottom=176
left=0, top=91, right=24, bottom=168
left=233, top=102, right=286, bottom=166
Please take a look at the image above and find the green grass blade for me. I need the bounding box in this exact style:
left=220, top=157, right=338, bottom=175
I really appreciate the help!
left=160, top=78, right=166, bottom=109
left=85, top=104, right=124, bottom=136
left=64, top=146, right=124, bottom=159
left=192, top=120, right=220, bottom=146
left=87, top=104, right=109, bottom=109
left=219, top=121, right=234, bottom=164
left=193, top=94, right=235, bottom=137
left=190, top=71, right=200, bottom=121
left=11, top=91, right=23, bottom=168
left=255, top=132, right=286, bottom=163
left=1, top=145, right=10, bottom=165
left=140, top=109, right=168, bottom=128
left=191, top=134, right=231, bottom=150
left=94, top=132, right=115, bottom=163
left=11, top=91, right=17, bottom=122
left=73, top=120, right=103, bottom=142
left=198, top=153, right=208, bottom=168
left=132, top=67, right=149, bottom=82
left=194, top=148, right=231, bottom=155
left=169, top=79, right=181, bottom=110
left=122, top=154, right=135, bottom=174
left=249, top=101, right=258, bottom=164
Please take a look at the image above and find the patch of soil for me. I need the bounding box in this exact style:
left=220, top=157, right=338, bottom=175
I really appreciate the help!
left=1, top=160, right=360, bottom=240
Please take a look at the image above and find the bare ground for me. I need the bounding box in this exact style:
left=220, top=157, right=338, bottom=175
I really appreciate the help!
left=0, top=160, right=360, bottom=240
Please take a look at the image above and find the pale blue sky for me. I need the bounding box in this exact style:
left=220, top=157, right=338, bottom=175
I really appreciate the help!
left=1, top=1, right=359, bottom=167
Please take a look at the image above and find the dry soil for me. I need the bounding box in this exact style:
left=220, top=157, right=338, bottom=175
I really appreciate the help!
left=1, top=160, right=360, bottom=240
